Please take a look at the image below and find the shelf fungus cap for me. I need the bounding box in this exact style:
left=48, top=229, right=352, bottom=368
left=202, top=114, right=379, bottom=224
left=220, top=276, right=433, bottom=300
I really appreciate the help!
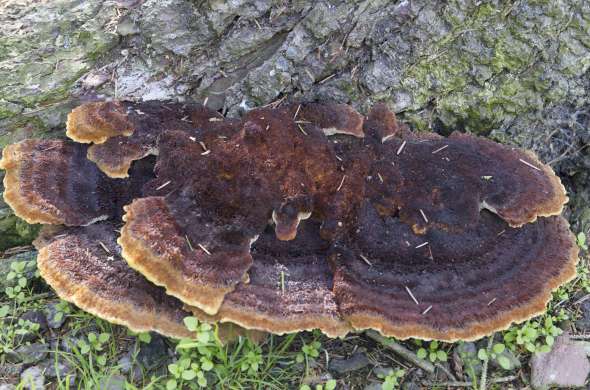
left=66, top=101, right=133, bottom=144
left=188, top=223, right=351, bottom=338
left=119, top=197, right=254, bottom=315
left=368, top=130, right=568, bottom=230
left=34, top=223, right=192, bottom=338
left=363, top=103, right=399, bottom=143
left=272, top=196, right=313, bottom=241
left=0, top=139, right=138, bottom=225
left=330, top=202, right=578, bottom=341
left=68, top=100, right=238, bottom=178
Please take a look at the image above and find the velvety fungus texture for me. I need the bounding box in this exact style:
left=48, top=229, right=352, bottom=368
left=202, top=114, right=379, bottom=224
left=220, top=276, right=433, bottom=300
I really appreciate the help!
left=0, top=99, right=578, bottom=341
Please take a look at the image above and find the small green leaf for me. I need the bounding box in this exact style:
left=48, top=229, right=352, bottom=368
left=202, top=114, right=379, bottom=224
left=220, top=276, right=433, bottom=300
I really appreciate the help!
left=138, top=332, right=151, bottom=344
left=182, top=369, right=197, bottom=380
left=492, top=343, right=505, bottom=354
left=538, top=344, right=551, bottom=353
left=429, top=352, right=437, bottom=362
left=497, top=355, right=511, bottom=370
left=168, top=364, right=180, bottom=376
left=436, top=350, right=447, bottom=362
left=98, top=333, right=110, bottom=344
left=197, top=331, right=210, bottom=344
left=325, top=380, right=337, bottom=390
left=201, top=359, right=213, bottom=371
left=0, top=305, right=9, bottom=318
left=525, top=342, right=536, bottom=353
left=166, top=379, right=177, bottom=390
left=53, top=312, right=64, bottom=323
left=416, top=348, right=427, bottom=359
left=300, top=386, right=312, bottom=390
left=200, top=323, right=212, bottom=332
left=477, top=349, right=488, bottom=361
left=183, top=317, right=199, bottom=332
left=96, top=355, right=107, bottom=366
left=88, top=332, right=97, bottom=343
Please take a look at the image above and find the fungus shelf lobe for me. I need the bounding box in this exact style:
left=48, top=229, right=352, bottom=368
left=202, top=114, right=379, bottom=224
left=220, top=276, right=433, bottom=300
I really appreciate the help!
left=119, top=196, right=254, bottom=315
left=34, top=222, right=192, bottom=338
left=68, top=100, right=239, bottom=178
left=366, top=129, right=567, bottom=232
left=117, top=105, right=368, bottom=315
left=330, top=200, right=578, bottom=341
left=188, top=222, right=351, bottom=338
left=0, top=139, right=150, bottom=226
left=0, top=100, right=579, bottom=341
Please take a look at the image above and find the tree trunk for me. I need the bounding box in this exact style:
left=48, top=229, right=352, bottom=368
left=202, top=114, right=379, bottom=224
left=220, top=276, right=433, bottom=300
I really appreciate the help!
left=1, top=0, right=589, bottom=249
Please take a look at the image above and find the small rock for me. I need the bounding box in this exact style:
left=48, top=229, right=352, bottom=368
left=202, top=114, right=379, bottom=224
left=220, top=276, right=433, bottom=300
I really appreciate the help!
left=21, top=310, right=48, bottom=334
left=530, top=333, right=590, bottom=389
left=14, top=343, right=48, bottom=364
left=44, top=302, right=66, bottom=329
left=98, top=375, right=126, bottom=390
left=329, top=352, right=370, bottom=374
left=39, top=357, right=73, bottom=379
left=118, top=333, right=170, bottom=379
left=20, top=366, right=45, bottom=390
left=137, top=333, right=169, bottom=368
left=0, top=384, right=16, bottom=390
left=0, top=362, right=23, bottom=376
left=575, top=299, right=590, bottom=332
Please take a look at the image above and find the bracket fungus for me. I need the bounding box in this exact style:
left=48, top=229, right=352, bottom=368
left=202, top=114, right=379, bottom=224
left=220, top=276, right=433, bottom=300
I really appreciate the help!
left=0, top=99, right=578, bottom=342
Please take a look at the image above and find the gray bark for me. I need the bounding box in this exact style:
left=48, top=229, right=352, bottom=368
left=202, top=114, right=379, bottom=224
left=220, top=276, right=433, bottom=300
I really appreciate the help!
left=1, top=0, right=589, bottom=249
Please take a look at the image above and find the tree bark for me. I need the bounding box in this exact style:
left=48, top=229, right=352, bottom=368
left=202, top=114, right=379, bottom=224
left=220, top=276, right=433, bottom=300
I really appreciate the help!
left=1, top=0, right=589, bottom=249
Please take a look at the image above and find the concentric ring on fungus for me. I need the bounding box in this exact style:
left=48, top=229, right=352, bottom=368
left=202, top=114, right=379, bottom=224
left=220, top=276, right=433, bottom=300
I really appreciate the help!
left=34, top=223, right=193, bottom=339
left=0, top=100, right=579, bottom=340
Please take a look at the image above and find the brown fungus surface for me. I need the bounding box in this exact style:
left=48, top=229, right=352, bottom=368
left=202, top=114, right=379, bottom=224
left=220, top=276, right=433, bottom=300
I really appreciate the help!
left=368, top=131, right=567, bottom=229
left=285, top=102, right=365, bottom=138
left=0, top=100, right=579, bottom=341
left=330, top=201, right=578, bottom=341
left=119, top=196, right=254, bottom=315
left=188, top=222, right=351, bottom=337
left=68, top=100, right=238, bottom=178
left=0, top=139, right=149, bottom=225
left=34, top=223, right=192, bottom=338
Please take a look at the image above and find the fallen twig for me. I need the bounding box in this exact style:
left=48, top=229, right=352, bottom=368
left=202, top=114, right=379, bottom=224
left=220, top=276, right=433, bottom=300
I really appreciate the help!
left=422, top=375, right=517, bottom=388
left=479, top=335, right=494, bottom=390
left=365, top=330, right=435, bottom=374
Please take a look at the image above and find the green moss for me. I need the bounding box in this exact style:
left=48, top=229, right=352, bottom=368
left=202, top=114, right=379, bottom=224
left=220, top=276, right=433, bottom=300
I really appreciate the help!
left=393, top=0, right=590, bottom=135
left=0, top=116, right=48, bottom=148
